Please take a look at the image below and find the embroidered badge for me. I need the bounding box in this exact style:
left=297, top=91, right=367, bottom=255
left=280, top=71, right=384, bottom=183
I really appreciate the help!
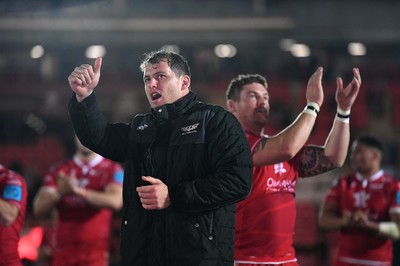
left=181, top=123, right=200, bottom=135
left=137, top=124, right=149, bottom=130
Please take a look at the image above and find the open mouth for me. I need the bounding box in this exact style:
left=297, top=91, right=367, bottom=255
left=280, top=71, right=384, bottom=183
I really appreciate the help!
left=255, top=108, right=266, bottom=113
left=151, top=92, right=162, bottom=101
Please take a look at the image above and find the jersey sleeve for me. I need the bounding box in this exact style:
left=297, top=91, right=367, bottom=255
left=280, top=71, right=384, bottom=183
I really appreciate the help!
left=389, top=179, right=400, bottom=213
left=109, top=163, right=124, bottom=186
left=1, top=173, right=26, bottom=209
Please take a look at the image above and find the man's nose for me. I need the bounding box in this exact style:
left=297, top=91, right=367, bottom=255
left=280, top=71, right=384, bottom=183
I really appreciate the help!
left=148, top=78, right=158, bottom=87
left=257, top=97, right=266, bottom=106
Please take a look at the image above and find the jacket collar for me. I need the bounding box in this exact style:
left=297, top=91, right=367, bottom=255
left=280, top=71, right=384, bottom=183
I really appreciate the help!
left=151, top=91, right=197, bottom=121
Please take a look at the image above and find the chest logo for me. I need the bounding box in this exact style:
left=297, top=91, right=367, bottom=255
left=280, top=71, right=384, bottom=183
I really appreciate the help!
left=353, top=191, right=370, bottom=208
left=181, top=123, right=200, bottom=135
left=137, top=124, right=149, bottom=130
left=274, top=163, right=287, bottom=175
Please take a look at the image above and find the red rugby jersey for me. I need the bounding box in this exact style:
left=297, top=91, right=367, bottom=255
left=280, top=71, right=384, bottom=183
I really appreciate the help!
left=41, top=155, right=123, bottom=263
left=324, top=170, right=400, bottom=265
left=0, top=164, right=28, bottom=266
left=235, top=132, right=301, bottom=264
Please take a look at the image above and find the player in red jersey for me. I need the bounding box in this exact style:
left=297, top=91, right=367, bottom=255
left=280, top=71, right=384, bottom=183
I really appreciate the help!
left=319, top=135, right=400, bottom=266
left=0, top=163, right=28, bottom=266
left=33, top=136, right=124, bottom=266
left=226, top=67, right=361, bottom=265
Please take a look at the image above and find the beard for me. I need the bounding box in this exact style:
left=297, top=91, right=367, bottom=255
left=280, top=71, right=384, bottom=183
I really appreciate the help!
left=253, top=110, right=269, bottom=126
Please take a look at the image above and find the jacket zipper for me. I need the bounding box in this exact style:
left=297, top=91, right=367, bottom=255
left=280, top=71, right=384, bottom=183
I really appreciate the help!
left=147, top=141, right=155, bottom=176
left=208, top=212, right=214, bottom=240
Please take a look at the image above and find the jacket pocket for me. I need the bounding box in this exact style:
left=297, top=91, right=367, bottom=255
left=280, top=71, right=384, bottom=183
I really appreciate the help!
left=169, top=212, right=220, bottom=266
left=120, top=210, right=149, bottom=265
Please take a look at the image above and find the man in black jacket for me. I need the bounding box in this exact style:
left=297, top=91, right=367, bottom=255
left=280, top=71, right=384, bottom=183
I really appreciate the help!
left=67, top=50, right=253, bottom=266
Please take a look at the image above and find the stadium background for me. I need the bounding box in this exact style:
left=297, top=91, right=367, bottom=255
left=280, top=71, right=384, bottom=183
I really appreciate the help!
left=1, top=0, right=400, bottom=265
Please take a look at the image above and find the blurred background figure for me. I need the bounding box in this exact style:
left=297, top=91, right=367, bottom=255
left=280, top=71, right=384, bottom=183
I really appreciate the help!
left=33, top=136, right=124, bottom=266
left=0, top=163, right=28, bottom=266
left=319, top=134, right=400, bottom=266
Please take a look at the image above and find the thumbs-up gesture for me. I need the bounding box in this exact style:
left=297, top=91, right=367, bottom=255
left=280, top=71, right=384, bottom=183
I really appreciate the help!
left=68, top=57, right=103, bottom=102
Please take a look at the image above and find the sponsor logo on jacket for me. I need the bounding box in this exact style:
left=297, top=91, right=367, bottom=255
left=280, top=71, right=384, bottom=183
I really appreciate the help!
left=137, top=124, right=149, bottom=130
left=181, top=123, right=200, bottom=135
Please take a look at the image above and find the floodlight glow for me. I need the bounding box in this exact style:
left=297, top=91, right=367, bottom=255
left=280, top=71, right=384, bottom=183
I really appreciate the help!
left=85, top=45, right=106, bottom=58
left=160, top=45, right=180, bottom=54
left=30, top=45, right=44, bottom=59
left=348, top=42, right=366, bottom=56
left=214, top=44, right=237, bottom=58
left=290, top=44, right=310, bottom=58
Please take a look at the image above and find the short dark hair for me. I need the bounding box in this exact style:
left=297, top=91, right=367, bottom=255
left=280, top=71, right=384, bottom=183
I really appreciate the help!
left=226, top=74, right=268, bottom=101
left=355, top=134, right=384, bottom=153
left=140, top=50, right=191, bottom=78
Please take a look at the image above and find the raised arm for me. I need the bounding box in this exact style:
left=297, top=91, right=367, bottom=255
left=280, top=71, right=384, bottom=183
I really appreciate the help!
left=67, top=57, right=130, bottom=162
left=296, top=68, right=361, bottom=177
left=68, top=57, right=102, bottom=102
left=253, top=67, right=324, bottom=166
left=322, top=68, right=361, bottom=166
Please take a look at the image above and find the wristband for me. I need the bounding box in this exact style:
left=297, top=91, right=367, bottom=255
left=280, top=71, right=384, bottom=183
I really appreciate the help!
left=307, top=102, right=320, bottom=113
left=336, top=107, right=350, bottom=123
left=335, top=114, right=350, bottom=123
left=303, top=108, right=317, bottom=117
left=336, top=113, right=350, bottom=119
left=303, top=102, right=320, bottom=117
left=337, top=107, right=351, bottom=116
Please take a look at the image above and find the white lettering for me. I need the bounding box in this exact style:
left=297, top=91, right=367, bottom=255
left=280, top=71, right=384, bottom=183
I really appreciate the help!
left=266, top=177, right=296, bottom=192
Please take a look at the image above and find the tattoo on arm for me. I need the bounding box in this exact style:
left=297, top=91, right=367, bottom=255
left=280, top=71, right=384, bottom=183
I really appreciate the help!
left=260, top=138, right=268, bottom=150
left=254, top=137, right=268, bottom=152
left=299, top=146, right=337, bottom=177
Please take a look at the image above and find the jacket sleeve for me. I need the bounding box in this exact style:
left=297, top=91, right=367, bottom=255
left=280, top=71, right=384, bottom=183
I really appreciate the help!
left=169, top=108, right=253, bottom=212
left=68, top=92, right=130, bottom=163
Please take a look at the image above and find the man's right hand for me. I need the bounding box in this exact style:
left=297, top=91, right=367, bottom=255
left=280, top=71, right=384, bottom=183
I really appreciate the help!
left=68, top=57, right=102, bottom=102
left=305, top=66, right=324, bottom=108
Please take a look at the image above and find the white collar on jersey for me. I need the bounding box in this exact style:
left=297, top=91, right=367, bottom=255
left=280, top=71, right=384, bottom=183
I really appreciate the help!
left=73, top=154, right=103, bottom=174
left=355, top=169, right=384, bottom=187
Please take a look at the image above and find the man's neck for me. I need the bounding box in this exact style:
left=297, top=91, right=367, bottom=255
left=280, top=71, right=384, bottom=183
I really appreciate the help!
left=242, top=123, right=264, bottom=137
left=77, top=152, right=97, bottom=163
left=357, top=167, right=381, bottom=179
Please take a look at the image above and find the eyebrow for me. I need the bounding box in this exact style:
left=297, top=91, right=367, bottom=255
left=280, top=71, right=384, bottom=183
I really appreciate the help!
left=143, top=71, right=167, bottom=78
left=247, top=90, right=268, bottom=96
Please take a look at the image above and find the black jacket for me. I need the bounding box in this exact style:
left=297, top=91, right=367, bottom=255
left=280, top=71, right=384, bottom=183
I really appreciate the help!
left=68, top=91, right=253, bottom=266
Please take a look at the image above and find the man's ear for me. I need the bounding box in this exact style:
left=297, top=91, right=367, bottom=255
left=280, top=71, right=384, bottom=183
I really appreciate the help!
left=226, top=99, right=237, bottom=113
left=181, top=75, right=191, bottom=91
